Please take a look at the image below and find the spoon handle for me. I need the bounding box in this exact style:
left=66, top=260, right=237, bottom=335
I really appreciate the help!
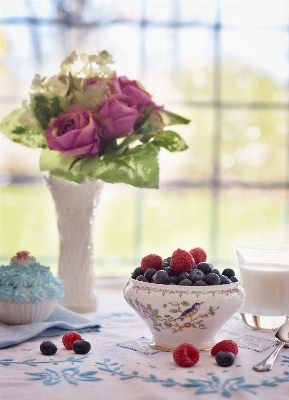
left=253, top=342, right=285, bottom=372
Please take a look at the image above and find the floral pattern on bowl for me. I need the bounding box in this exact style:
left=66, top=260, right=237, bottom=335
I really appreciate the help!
left=123, top=278, right=245, bottom=351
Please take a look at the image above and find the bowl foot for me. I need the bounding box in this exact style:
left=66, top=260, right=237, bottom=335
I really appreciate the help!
left=149, top=341, right=212, bottom=352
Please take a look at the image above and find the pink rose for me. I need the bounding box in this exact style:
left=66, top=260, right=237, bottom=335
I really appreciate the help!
left=118, top=76, right=157, bottom=109
left=46, top=105, right=101, bottom=158
left=97, top=98, right=141, bottom=140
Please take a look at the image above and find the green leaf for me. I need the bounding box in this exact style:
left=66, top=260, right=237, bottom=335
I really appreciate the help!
left=169, top=309, right=178, bottom=313
left=31, top=93, right=67, bottom=130
left=0, top=109, right=25, bottom=138
left=40, top=149, right=86, bottom=183
left=164, top=110, right=190, bottom=126
left=181, top=301, right=190, bottom=306
left=89, top=143, right=160, bottom=188
left=152, top=130, right=188, bottom=152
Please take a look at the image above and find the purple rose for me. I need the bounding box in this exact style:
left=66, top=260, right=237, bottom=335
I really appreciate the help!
left=118, top=76, right=157, bottom=109
left=97, top=98, right=142, bottom=140
left=46, top=105, right=101, bottom=158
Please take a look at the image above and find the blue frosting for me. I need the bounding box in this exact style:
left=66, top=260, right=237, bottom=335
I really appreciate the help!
left=0, top=262, right=64, bottom=304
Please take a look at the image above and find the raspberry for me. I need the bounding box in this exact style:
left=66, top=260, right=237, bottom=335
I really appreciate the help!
left=140, top=254, right=163, bottom=272
left=40, top=341, right=57, bottom=356
left=211, top=340, right=238, bottom=357
left=170, top=249, right=194, bottom=273
left=62, top=331, right=82, bottom=350
left=173, top=343, right=200, bottom=367
left=215, top=351, right=235, bottom=367
left=189, top=247, right=207, bottom=264
left=72, top=339, right=91, bottom=354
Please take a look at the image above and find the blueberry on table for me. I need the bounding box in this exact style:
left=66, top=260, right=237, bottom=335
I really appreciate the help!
left=215, top=351, right=235, bottom=367
left=72, top=339, right=91, bottom=354
left=40, top=341, right=57, bottom=356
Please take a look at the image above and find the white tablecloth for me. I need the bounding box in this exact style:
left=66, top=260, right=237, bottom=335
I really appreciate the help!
left=0, top=277, right=288, bottom=399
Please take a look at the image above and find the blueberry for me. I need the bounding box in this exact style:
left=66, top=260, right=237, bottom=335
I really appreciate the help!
left=179, top=279, right=192, bottom=286
left=229, top=276, right=238, bottom=283
left=222, top=268, right=235, bottom=278
left=144, top=268, right=157, bottom=282
left=136, top=275, right=148, bottom=282
left=215, top=351, right=235, bottom=367
left=131, top=267, right=143, bottom=279
left=163, top=266, right=175, bottom=276
left=204, top=273, right=221, bottom=285
left=188, top=268, right=205, bottom=283
left=162, top=260, right=170, bottom=268
left=154, top=270, right=170, bottom=285
left=72, top=339, right=91, bottom=355
left=177, top=272, right=190, bottom=283
left=211, top=268, right=221, bottom=277
left=197, top=262, right=213, bottom=275
left=40, top=341, right=57, bottom=356
left=193, top=280, right=208, bottom=286
left=220, top=275, right=232, bottom=284
left=169, top=275, right=178, bottom=285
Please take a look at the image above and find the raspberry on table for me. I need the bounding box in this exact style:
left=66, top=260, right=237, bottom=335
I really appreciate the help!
left=173, top=343, right=200, bottom=367
left=211, top=340, right=238, bottom=356
left=62, top=331, right=82, bottom=350
left=140, top=254, right=163, bottom=272
left=189, top=247, right=207, bottom=264
left=215, top=351, right=235, bottom=367
left=72, top=339, right=91, bottom=354
left=40, top=341, right=57, bottom=356
left=170, top=249, right=195, bottom=273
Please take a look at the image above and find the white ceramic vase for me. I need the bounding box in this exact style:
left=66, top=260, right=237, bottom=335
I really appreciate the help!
left=46, top=176, right=103, bottom=313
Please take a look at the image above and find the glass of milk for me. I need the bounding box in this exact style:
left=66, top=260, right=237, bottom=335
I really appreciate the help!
left=234, top=242, right=289, bottom=330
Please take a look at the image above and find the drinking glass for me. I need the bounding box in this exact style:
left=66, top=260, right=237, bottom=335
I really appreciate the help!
left=234, top=242, right=289, bottom=330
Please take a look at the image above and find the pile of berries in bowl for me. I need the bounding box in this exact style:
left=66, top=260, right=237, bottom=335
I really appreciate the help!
left=123, top=247, right=245, bottom=351
left=132, top=247, right=238, bottom=286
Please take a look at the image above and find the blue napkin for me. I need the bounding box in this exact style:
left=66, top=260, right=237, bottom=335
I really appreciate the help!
left=0, top=305, right=101, bottom=348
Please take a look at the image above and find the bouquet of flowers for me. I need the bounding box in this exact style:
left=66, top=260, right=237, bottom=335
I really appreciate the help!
left=0, top=50, right=189, bottom=188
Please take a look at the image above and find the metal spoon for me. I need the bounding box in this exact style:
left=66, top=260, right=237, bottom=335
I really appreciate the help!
left=253, top=320, right=289, bottom=372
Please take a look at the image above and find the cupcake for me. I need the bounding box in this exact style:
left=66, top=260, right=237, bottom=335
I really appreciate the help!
left=0, top=251, right=64, bottom=324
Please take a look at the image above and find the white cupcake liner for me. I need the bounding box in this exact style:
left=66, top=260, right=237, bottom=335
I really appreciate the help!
left=0, top=299, right=58, bottom=325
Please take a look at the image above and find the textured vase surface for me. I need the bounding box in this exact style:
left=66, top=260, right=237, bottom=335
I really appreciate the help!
left=46, top=176, right=103, bottom=313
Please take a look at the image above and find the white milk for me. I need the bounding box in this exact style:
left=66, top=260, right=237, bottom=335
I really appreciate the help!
left=240, top=263, right=289, bottom=316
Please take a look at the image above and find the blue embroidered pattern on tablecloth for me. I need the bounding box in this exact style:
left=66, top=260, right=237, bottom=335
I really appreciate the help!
left=1, top=355, right=289, bottom=396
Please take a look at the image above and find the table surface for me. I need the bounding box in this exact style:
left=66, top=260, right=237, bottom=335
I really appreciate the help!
left=0, top=277, right=288, bottom=400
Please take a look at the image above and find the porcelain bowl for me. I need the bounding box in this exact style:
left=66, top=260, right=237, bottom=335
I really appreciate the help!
left=123, top=278, right=245, bottom=351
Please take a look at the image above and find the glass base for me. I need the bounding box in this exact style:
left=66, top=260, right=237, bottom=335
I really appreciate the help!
left=241, top=313, right=288, bottom=330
